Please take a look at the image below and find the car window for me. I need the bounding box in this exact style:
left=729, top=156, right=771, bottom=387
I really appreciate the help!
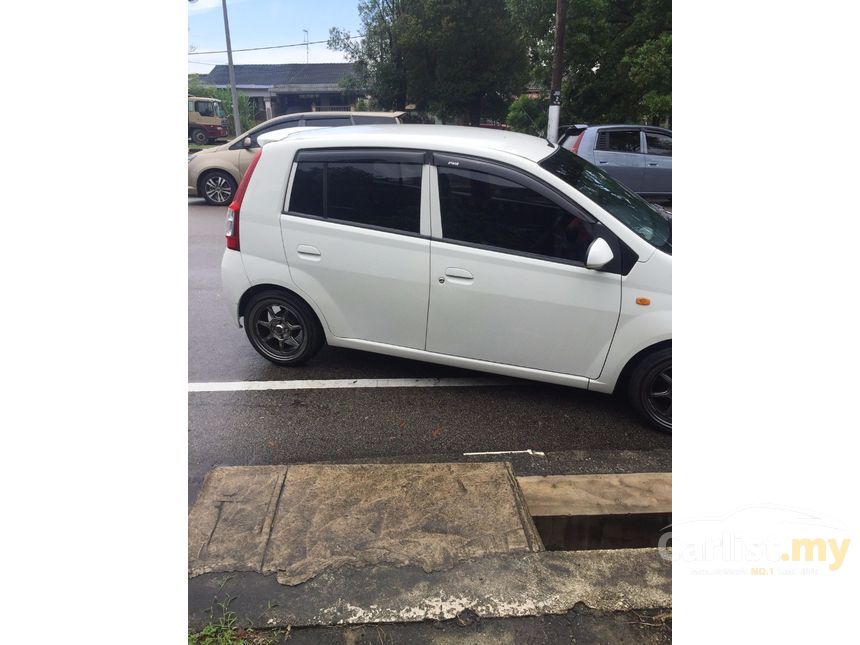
left=645, top=132, right=672, bottom=157
left=248, top=121, right=297, bottom=147
left=288, top=162, right=324, bottom=217
left=305, top=117, right=352, bottom=127
left=437, top=167, right=594, bottom=264
left=352, top=116, right=397, bottom=125
left=595, top=129, right=642, bottom=153
left=288, top=156, right=422, bottom=234
left=195, top=101, right=216, bottom=117
left=539, top=147, right=671, bottom=254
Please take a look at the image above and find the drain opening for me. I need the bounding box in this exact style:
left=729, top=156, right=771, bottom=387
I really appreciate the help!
left=533, top=513, right=672, bottom=551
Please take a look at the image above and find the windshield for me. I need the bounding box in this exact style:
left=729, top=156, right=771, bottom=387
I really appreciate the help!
left=539, top=147, right=671, bottom=254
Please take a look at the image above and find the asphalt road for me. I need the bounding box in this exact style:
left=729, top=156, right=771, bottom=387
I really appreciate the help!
left=188, top=199, right=670, bottom=502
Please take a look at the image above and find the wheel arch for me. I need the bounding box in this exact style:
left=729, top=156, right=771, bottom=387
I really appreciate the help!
left=613, top=339, right=672, bottom=395
left=238, top=283, right=326, bottom=337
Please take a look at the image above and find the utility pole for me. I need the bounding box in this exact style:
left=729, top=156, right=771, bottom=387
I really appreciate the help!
left=220, top=0, right=242, bottom=138
left=547, top=0, right=568, bottom=143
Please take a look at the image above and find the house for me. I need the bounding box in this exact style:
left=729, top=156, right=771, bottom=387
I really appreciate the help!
left=200, top=63, right=364, bottom=121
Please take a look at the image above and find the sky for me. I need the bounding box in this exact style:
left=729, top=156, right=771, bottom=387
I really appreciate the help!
left=188, top=0, right=361, bottom=75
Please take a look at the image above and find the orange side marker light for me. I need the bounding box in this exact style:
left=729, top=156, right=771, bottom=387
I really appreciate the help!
left=636, top=297, right=651, bottom=306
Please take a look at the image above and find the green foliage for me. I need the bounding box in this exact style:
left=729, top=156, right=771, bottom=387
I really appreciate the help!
left=505, top=0, right=671, bottom=125
left=212, top=89, right=254, bottom=137
left=188, top=600, right=245, bottom=645
left=329, top=0, right=528, bottom=124
left=188, top=73, right=254, bottom=137
left=506, top=95, right=548, bottom=136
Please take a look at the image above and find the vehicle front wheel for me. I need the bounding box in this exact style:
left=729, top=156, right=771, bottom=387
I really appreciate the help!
left=190, top=128, right=207, bottom=146
left=244, top=291, right=323, bottom=366
left=627, top=348, right=671, bottom=432
left=200, top=170, right=237, bottom=206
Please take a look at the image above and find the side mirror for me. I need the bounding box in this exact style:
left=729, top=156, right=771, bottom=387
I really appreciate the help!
left=585, top=238, right=614, bottom=270
left=243, top=137, right=253, bottom=148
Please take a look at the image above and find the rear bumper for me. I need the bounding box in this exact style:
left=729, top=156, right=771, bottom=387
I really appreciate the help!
left=220, top=249, right=250, bottom=327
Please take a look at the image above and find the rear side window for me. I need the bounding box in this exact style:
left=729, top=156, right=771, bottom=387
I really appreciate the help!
left=289, top=162, right=324, bottom=216
left=645, top=132, right=672, bottom=157
left=288, top=153, right=422, bottom=234
left=437, top=167, right=594, bottom=264
left=595, top=129, right=642, bottom=153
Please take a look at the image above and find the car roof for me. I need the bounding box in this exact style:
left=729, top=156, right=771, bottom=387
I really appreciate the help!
left=281, top=124, right=556, bottom=163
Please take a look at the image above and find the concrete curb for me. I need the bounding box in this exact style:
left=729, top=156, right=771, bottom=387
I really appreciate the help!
left=189, top=548, right=671, bottom=629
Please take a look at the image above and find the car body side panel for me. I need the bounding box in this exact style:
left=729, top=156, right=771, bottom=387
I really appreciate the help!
left=588, top=250, right=672, bottom=392
left=281, top=216, right=431, bottom=349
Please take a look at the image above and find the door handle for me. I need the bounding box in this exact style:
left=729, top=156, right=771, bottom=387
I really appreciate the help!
left=648, top=162, right=659, bottom=166
left=297, top=244, right=321, bottom=259
left=598, top=160, right=609, bottom=164
left=443, top=267, right=473, bottom=283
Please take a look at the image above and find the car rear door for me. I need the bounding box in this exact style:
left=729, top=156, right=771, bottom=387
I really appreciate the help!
left=280, top=149, right=432, bottom=349
left=425, top=154, right=622, bottom=379
left=643, top=130, right=672, bottom=196
left=591, top=128, right=646, bottom=193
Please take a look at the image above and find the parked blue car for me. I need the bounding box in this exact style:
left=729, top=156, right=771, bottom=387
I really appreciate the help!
left=558, top=125, right=672, bottom=202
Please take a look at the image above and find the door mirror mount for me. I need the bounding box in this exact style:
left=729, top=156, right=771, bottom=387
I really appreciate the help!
left=585, top=238, right=614, bottom=270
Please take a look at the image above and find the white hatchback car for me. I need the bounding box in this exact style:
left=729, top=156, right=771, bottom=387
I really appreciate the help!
left=220, top=125, right=672, bottom=430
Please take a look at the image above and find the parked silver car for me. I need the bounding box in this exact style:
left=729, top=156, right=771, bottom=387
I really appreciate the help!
left=559, top=125, right=672, bottom=202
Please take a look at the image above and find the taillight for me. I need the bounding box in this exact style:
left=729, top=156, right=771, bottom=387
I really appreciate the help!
left=226, top=149, right=263, bottom=251
left=570, top=132, right=584, bottom=154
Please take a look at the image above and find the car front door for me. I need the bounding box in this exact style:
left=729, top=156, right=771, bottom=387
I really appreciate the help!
left=280, top=149, right=431, bottom=349
left=591, top=128, right=646, bottom=193
left=425, top=155, right=622, bottom=379
left=643, top=130, right=672, bottom=196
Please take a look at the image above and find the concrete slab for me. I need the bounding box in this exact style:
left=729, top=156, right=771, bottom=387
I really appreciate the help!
left=189, top=463, right=542, bottom=585
left=518, top=472, right=672, bottom=516
left=188, top=548, right=671, bottom=629
left=188, top=465, right=287, bottom=577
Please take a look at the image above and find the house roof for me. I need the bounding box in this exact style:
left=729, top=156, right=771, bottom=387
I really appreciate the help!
left=202, top=63, right=358, bottom=91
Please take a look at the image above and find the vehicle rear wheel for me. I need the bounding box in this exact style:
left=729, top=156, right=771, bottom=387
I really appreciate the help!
left=244, top=291, right=323, bottom=366
left=190, top=128, right=207, bottom=146
left=627, top=348, right=671, bottom=432
left=200, top=170, right=237, bottom=206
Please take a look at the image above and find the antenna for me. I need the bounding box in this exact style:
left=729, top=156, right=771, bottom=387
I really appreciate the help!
left=303, top=29, right=308, bottom=64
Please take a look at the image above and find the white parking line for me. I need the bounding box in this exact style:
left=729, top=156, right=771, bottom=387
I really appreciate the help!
left=463, top=449, right=547, bottom=457
left=188, top=377, right=509, bottom=392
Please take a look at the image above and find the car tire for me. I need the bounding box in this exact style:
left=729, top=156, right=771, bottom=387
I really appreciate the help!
left=244, top=291, right=324, bottom=366
left=200, top=170, right=237, bottom=206
left=190, top=129, right=207, bottom=146
left=627, top=348, right=671, bottom=432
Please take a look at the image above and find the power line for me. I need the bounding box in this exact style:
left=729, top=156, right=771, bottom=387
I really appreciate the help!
left=187, top=35, right=361, bottom=56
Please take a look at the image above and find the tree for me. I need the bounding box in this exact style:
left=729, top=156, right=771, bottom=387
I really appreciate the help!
left=505, top=0, right=671, bottom=125
left=329, top=0, right=528, bottom=124
left=506, top=95, right=548, bottom=136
